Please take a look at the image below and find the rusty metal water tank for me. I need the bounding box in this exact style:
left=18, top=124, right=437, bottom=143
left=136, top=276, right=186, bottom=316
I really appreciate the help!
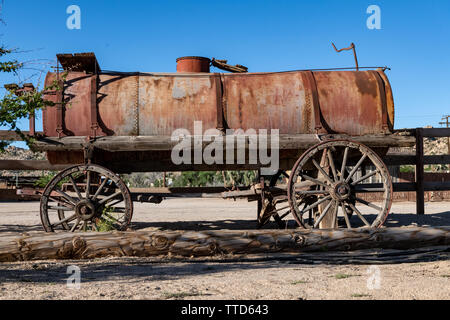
left=176, top=56, right=210, bottom=73
left=42, top=53, right=395, bottom=167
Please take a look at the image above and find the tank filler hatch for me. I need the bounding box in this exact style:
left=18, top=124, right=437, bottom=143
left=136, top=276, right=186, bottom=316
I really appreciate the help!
left=56, top=52, right=100, bottom=74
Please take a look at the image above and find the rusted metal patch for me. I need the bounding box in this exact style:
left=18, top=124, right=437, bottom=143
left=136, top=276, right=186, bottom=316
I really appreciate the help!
left=138, top=74, right=217, bottom=135
left=224, top=72, right=308, bottom=134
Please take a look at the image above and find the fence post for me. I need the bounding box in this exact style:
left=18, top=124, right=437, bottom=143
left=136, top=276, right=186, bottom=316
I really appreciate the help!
left=29, top=112, right=35, bottom=136
left=415, top=128, right=425, bottom=215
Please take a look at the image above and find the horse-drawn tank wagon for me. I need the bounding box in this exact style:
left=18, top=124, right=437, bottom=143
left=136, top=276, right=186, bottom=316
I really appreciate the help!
left=27, top=52, right=415, bottom=232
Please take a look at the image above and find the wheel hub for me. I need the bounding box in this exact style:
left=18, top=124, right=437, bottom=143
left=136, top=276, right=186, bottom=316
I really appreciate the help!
left=332, top=182, right=351, bottom=201
left=75, top=200, right=97, bottom=221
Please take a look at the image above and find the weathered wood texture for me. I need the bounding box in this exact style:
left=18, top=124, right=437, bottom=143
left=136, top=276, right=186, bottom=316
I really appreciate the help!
left=384, top=154, right=450, bottom=165
left=30, top=134, right=416, bottom=152
left=0, top=160, right=70, bottom=171
left=0, top=130, right=43, bottom=141
left=0, top=227, right=449, bottom=262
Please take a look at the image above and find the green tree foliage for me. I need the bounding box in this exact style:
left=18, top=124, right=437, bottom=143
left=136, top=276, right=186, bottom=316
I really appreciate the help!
left=152, top=171, right=257, bottom=188
left=0, top=43, right=64, bottom=150
left=0, top=47, right=21, bottom=73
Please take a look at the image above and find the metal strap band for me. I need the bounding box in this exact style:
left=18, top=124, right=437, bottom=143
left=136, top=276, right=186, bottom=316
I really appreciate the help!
left=214, top=73, right=225, bottom=132
left=90, top=74, right=99, bottom=138
left=370, top=70, right=389, bottom=132
left=303, top=71, right=323, bottom=133
left=55, top=79, right=64, bottom=138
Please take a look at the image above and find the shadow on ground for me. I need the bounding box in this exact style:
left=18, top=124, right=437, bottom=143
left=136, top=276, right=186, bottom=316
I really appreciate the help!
left=131, top=211, right=450, bottom=231
left=385, top=211, right=450, bottom=228
left=1, top=211, right=449, bottom=234
left=0, top=259, right=306, bottom=284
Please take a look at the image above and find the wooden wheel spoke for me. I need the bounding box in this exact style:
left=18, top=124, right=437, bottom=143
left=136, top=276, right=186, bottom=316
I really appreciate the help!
left=70, top=219, right=81, bottom=232
left=263, top=204, right=291, bottom=218
left=299, top=174, right=329, bottom=189
left=278, top=210, right=292, bottom=220
left=327, top=149, right=338, bottom=182
left=107, top=198, right=124, bottom=207
left=296, top=190, right=330, bottom=195
left=103, top=212, right=122, bottom=223
left=108, top=207, right=126, bottom=213
left=51, top=214, right=77, bottom=227
left=281, top=171, right=290, bottom=179
left=48, top=196, right=74, bottom=209
left=345, top=154, right=368, bottom=183
left=85, top=170, right=91, bottom=199
left=348, top=202, right=371, bottom=227
left=92, top=178, right=109, bottom=201
left=354, top=197, right=382, bottom=211
left=354, top=185, right=386, bottom=193
left=340, top=147, right=349, bottom=182
left=300, top=195, right=332, bottom=214
left=98, top=191, right=123, bottom=206
left=313, top=200, right=334, bottom=228
left=48, top=205, right=73, bottom=211
left=351, top=170, right=379, bottom=186
left=55, top=189, right=78, bottom=206
left=312, top=159, right=334, bottom=185
left=68, top=174, right=83, bottom=200
left=341, top=203, right=352, bottom=229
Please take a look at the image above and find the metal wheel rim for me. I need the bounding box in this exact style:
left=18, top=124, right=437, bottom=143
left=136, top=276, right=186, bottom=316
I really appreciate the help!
left=40, top=164, right=133, bottom=232
left=287, top=140, right=393, bottom=229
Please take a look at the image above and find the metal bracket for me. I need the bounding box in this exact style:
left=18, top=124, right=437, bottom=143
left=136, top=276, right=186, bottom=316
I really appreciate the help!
left=83, top=143, right=95, bottom=165
left=89, top=74, right=99, bottom=138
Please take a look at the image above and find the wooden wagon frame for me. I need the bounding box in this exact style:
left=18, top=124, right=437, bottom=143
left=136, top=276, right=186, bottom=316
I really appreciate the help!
left=2, top=52, right=450, bottom=232
left=2, top=126, right=449, bottom=233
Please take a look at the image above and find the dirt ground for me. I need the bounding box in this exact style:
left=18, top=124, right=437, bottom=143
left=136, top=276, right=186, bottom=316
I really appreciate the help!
left=0, top=199, right=449, bottom=300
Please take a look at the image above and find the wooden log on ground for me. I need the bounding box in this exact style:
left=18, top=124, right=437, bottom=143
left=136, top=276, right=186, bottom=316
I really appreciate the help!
left=0, top=227, right=449, bottom=262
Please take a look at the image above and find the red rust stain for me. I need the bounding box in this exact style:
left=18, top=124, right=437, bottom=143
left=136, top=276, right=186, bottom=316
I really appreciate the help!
left=354, top=72, right=377, bottom=98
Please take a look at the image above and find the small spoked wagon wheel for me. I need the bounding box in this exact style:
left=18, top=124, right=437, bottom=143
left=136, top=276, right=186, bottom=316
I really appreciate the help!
left=40, top=164, right=133, bottom=232
left=257, top=170, right=293, bottom=229
left=287, top=140, right=392, bottom=229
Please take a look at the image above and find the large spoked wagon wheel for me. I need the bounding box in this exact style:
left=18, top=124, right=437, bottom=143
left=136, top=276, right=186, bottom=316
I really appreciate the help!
left=288, top=140, right=392, bottom=229
left=40, top=164, right=133, bottom=232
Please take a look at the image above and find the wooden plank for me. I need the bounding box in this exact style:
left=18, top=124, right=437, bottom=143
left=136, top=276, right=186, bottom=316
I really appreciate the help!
left=424, top=181, right=450, bottom=191
left=0, top=227, right=449, bottom=262
left=422, top=128, right=450, bottom=138
left=384, top=154, right=450, bottom=165
left=130, top=186, right=234, bottom=199
left=0, top=160, right=71, bottom=171
left=384, top=154, right=416, bottom=165
left=0, top=130, right=44, bottom=141
left=30, top=134, right=416, bottom=152
left=394, top=182, right=450, bottom=192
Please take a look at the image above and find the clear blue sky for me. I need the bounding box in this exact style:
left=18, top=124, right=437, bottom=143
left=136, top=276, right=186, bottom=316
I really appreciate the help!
left=1, top=0, right=450, bottom=144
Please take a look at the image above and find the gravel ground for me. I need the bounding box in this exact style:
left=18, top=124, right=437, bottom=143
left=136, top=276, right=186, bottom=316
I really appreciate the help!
left=0, top=199, right=449, bottom=300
